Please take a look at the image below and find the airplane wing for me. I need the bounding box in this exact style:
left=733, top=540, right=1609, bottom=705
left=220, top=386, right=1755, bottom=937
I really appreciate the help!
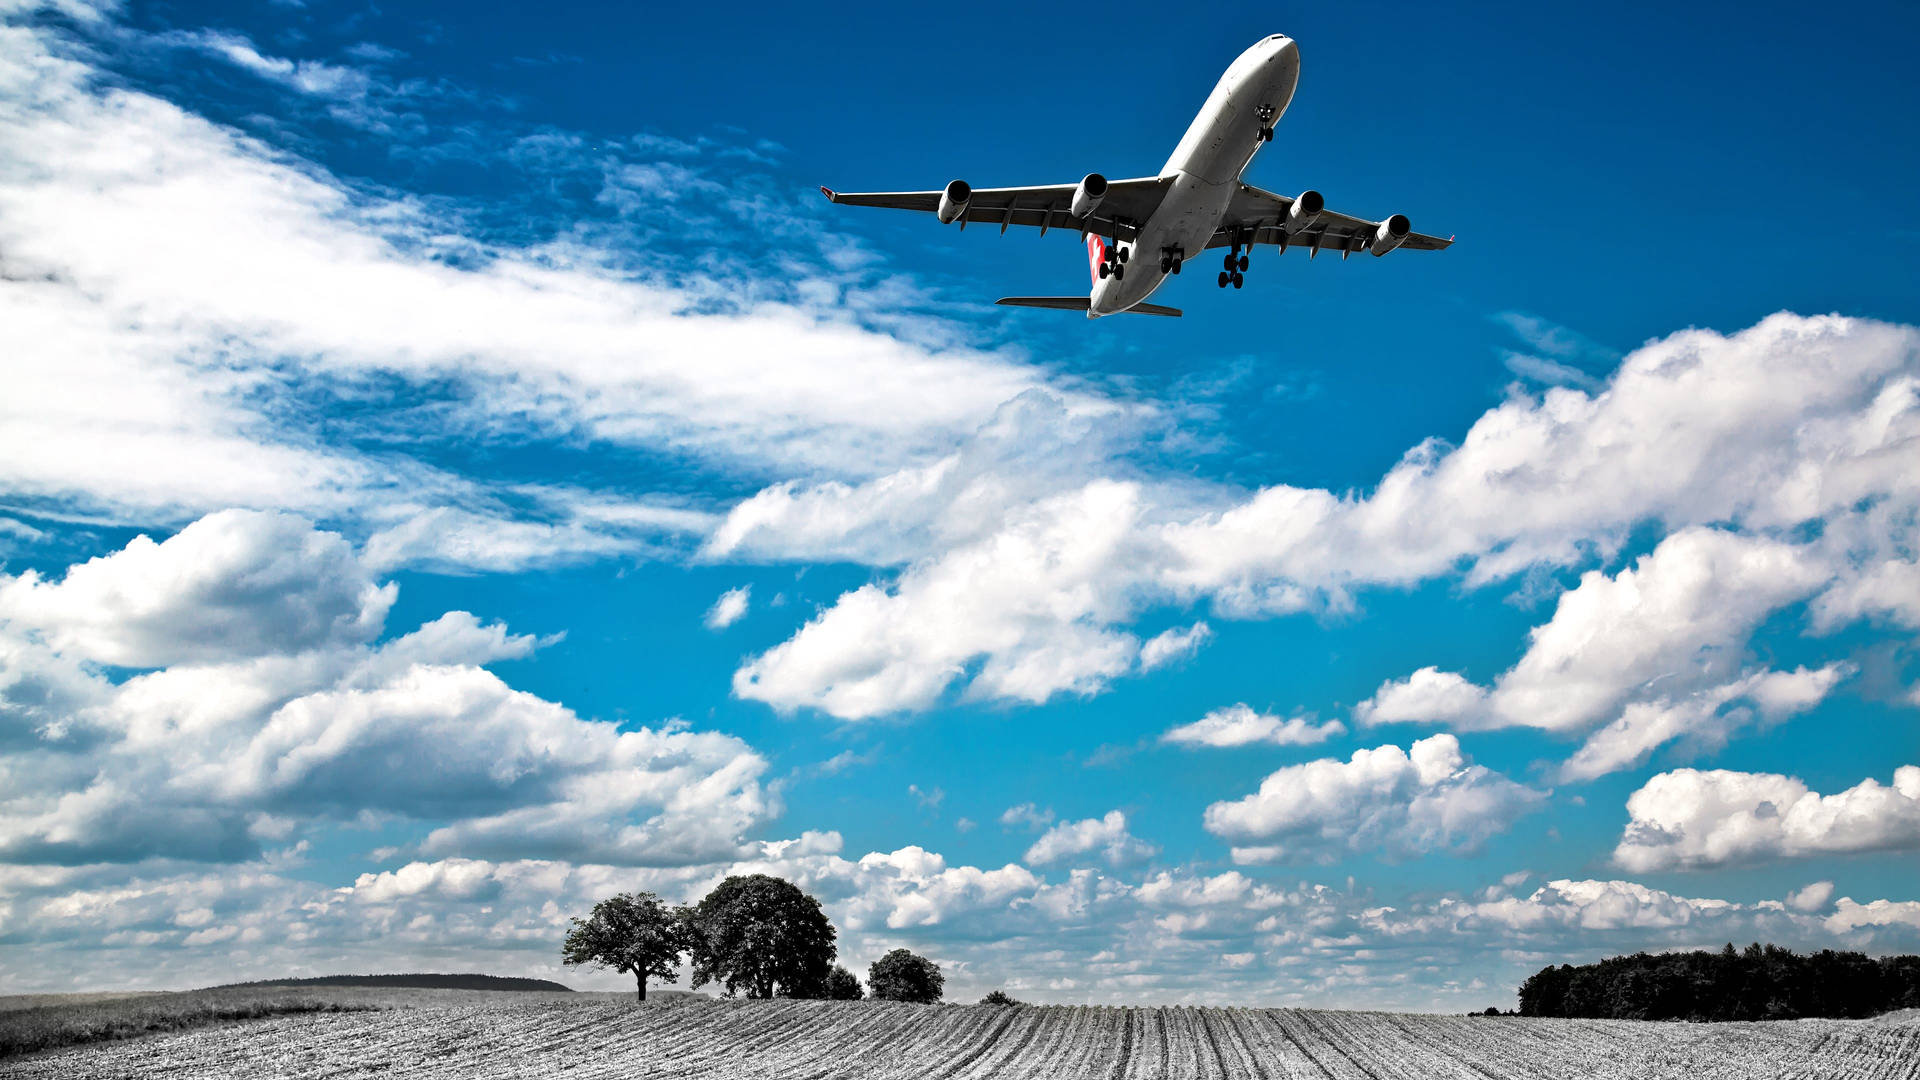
left=821, top=177, right=1173, bottom=242
left=1204, top=183, right=1453, bottom=255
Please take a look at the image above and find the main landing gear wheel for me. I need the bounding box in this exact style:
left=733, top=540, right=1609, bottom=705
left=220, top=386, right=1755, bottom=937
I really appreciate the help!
left=1113, top=263, right=1125, bottom=281
left=1116, top=247, right=1128, bottom=264
left=1217, top=270, right=1230, bottom=288
left=1223, top=252, right=1238, bottom=272
left=1098, top=263, right=1110, bottom=279
left=1231, top=271, right=1244, bottom=289
left=1238, top=254, right=1249, bottom=272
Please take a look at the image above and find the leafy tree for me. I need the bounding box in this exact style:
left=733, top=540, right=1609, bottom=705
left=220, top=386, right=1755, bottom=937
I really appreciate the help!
left=560, top=891, right=689, bottom=1002
left=1516, top=945, right=1920, bottom=1020
left=824, top=966, right=864, bottom=1000
left=979, top=989, right=1022, bottom=1006
left=868, top=949, right=944, bottom=1004
left=685, top=874, right=837, bottom=999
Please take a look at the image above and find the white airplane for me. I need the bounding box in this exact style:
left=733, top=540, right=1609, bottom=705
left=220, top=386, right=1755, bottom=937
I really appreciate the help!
left=821, top=34, right=1451, bottom=318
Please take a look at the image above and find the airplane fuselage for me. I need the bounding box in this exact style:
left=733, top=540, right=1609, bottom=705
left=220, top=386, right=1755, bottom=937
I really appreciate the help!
left=1089, top=35, right=1300, bottom=316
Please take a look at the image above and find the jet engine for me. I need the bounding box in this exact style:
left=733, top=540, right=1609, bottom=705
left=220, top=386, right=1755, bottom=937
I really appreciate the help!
left=1287, top=189, right=1324, bottom=231
left=1071, top=173, right=1108, bottom=219
left=1371, top=214, right=1411, bottom=256
left=937, top=179, right=972, bottom=224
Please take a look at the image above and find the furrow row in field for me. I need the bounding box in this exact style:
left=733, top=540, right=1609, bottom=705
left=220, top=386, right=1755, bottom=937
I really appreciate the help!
left=13, top=997, right=1920, bottom=1079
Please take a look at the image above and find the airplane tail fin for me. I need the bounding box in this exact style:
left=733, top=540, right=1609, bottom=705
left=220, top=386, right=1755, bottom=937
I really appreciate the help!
left=995, top=297, right=1182, bottom=318
left=1086, top=234, right=1106, bottom=285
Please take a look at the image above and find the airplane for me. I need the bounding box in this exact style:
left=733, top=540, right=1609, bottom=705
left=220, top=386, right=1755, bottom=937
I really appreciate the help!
left=820, top=34, right=1451, bottom=318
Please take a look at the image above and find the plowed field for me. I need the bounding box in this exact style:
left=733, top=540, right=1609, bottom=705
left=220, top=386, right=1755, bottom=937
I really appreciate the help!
left=13, top=995, right=1920, bottom=1079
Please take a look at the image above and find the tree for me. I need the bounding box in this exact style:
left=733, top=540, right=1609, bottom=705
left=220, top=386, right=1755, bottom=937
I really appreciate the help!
left=561, top=891, right=689, bottom=1002
left=824, top=966, right=864, bottom=1000
left=980, top=989, right=1022, bottom=1006
left=868, top=949, right=944, bottom=1004
left=685, top=874, right=837, bottom=999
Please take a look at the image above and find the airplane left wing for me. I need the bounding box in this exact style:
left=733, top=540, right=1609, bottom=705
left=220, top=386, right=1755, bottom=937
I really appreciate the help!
left=821, top=177, right=1174, bottom=242
left=1205, top=183, right=1452, bottom=256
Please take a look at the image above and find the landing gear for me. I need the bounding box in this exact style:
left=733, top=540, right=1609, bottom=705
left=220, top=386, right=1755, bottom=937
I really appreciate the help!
left=1256, top=103, right=1276, bottom=142
left=1159, top=249, right=1184, bottom=275
left=1218, top=233, right=1252, bottom=288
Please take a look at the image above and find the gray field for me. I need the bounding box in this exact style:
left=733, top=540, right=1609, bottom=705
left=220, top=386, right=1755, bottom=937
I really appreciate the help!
left=9, top=989, right=1920, bottom=1079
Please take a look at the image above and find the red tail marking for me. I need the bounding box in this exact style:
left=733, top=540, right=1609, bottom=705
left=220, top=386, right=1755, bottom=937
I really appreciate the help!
left=1086, top=234, right=1107, bottom=286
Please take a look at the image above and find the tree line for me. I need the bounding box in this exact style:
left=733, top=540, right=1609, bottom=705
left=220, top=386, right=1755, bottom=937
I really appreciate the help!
left=1518, top=943, right=1920, bottom=1021
left=561, top=874, right=949, bottom=1004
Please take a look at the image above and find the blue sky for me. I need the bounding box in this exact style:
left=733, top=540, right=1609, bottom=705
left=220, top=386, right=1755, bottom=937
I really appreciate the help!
left=1, top=0, right=1917, bottom=1008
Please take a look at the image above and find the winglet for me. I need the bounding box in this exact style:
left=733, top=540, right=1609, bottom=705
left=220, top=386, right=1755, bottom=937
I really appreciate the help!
left=819, top=186, right=838, bottom=203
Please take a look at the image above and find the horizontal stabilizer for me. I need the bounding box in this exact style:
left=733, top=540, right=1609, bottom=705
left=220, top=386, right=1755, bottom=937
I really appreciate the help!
left=995, top=297, right=1182, bottom=317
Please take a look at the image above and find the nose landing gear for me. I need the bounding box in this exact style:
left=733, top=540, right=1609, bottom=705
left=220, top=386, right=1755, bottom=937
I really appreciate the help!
left=1158, top=249, right=1184, bottom=275
left=1255, top=103, right=1277, bottom=142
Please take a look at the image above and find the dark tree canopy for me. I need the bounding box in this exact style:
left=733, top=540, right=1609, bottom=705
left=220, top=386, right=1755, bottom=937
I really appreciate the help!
left=560, top=892, right=689, bottom=1002
left=1518, top=944, right=1920, bottom=1021
left=979, top=989, right=1022, bottom=1006
left=685, top=874, right=837, bottom=999
left=824, top=966, right=864, bottom=1001
left=868, top=949, right=944, bottom=1004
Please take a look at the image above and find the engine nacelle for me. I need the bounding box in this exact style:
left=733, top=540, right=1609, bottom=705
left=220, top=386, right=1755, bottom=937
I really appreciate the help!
left=1071, top=173, right=1108, bottom=219
left=937, top=179, right=972, bottom=224
left=1287, top=189, right=1324, bottom=231
left=1371, top=214, right=1411, bottom=256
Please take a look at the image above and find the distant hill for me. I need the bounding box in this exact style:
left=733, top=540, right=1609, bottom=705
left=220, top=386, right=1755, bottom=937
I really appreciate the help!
left=205, top=974, right=572, bottom=993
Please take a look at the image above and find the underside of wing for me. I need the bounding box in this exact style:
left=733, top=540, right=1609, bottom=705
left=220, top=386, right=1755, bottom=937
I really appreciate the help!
left=1205, top=183, right=1453, bottom=255
left=822, top=177, right=1173, bottom=242
left=995, top=297, right=1181, bottom=317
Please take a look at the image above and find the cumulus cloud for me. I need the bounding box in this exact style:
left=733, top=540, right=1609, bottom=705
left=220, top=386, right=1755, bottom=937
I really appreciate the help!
left=1161, top=704, right=1345, bottom=748
left=734, top=481, right=1150, bottom=718
left=1203, top=735, right=1544, bottom=863
left=728, top=314, right=1919, bottom=725
left=704, top=585, right=750, bottom=630
left=0, top=510, right=393, bottom=667
left=1024, top=811, right=1159, bottom=868
left=1614, top=765, right=1920, bottom=872
left=0, top=513, right=775, bottom=866
left=1357, top=529, right=1853, bottom=779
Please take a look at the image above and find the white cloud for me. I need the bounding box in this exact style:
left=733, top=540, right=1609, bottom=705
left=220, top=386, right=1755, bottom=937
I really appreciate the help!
left=1356, top=529, right=1853, bottom=780
left=734, top=481, right=1150, bottom=718
left=1614, top=764, right=1920, bottom=872
left=704, top=586, right=750, bottom=630
left=1138, top=621, right=1211, bottom=671
left=729, top=315, right=1920, bottom=723
left=1787, top=881, right=1835, bottom=913
left=999, top=803, right=1054, bottom=831
left=1353, top=668, right=1487, bottom=727
left=0, top=510, right=393, bottom=667
left=1024, top=811, right=1159, bottom=868
left=1161, top=704, right=1344, bottom=748
left=0, top=10, right=1091, bottom=572
left=0, top=513, right=775, bottom=866
left=1202, top=735, right=1543, bottom=863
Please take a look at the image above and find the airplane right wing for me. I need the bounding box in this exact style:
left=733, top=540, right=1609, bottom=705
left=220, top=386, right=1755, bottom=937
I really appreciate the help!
left=821, top=177, right=1174, bottom=242
left=1205, top=183, right=1453, bottom=256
